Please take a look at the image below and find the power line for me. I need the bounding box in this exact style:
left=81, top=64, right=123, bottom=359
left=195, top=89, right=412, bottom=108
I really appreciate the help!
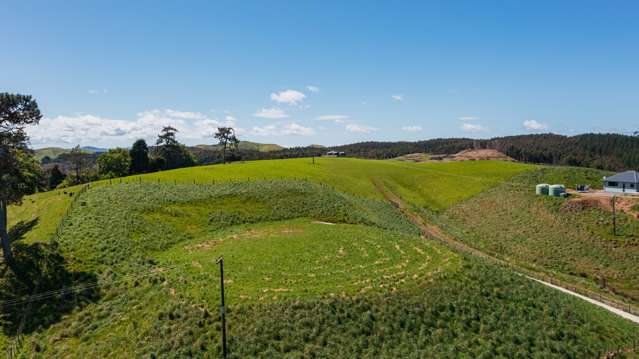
left=0, top=265, right=179, bottom=310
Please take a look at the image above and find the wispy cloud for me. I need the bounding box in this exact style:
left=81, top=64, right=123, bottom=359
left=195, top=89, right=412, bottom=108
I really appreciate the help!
left=271, top=89, right=306, bottom=105
left=251, top=123, right=314, bottom=136
left=458, top=116, right=480, bottom=121
left=391, top=94, right=404, bottom=102
left=523, top=120, right=547, bottom=131
left=306, top=85, right=319, bottom=92
left=461, top=123, right=486, bottom=133
left=164, top=109, right=207, bottom=120
left=402, top=126, right=422, bottom=132
left=346, top=124, right=378, bottom=133
left=253, top=107, right=288, bottom=119
left=317, top=115, right=350, bottom=124
left=88, top=89, right=108, bottom=95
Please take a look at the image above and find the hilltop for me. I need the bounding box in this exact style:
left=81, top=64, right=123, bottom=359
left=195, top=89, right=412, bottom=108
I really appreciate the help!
left=192, top=141, right=284, bottom=153
left=34, top=146, right=108, bottom=161
left=35, top=133, right=639, bottom=172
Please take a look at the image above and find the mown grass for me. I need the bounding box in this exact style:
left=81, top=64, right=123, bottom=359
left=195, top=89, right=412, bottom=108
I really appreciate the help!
left=99, top=157, right=534, bottom=212
left=56, top=180, right=417, bottom=273
left=157, top=219, right=458, bottom=304
left=6, top=187, right=82, bottom=244
left=440, top=166, right=639, bottom=302
left=7, top=158, right=531, bottom=246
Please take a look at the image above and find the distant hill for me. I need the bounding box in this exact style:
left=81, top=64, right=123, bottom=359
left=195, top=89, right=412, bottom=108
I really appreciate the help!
left=34, top=146, right=108, bottom=161
left=329, top=133, right=639, bottom=172
left=192, top=141, right=284, bottom=153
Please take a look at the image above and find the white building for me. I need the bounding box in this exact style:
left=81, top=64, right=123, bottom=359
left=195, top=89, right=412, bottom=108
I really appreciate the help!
left=603, top=170, right=639, bottom=194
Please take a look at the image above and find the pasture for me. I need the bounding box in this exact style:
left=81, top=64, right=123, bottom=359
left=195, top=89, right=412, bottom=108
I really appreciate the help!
left=2, top=159, right=639, bottom=357
left=441, top=166, right=639, bottom=302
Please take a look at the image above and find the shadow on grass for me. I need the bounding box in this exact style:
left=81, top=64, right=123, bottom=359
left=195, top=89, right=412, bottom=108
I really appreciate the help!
left=8, top=218, right=39, bottom=243
left=0, top=221, right=99, bottom=335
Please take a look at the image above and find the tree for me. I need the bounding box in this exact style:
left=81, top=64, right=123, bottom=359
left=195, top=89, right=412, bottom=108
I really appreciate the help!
left=68, top=145, right=90, bottom=184
left=214, top=127, right=239, bottom=164
left=97, top=148, right=131, bottom=179
left=0, top=93, right=43, bottom=262
left=47, top=164, right=66, bottom=189
left=155, top=126, right=195, bottom=170
left=129, top=139, right=149, bottom=174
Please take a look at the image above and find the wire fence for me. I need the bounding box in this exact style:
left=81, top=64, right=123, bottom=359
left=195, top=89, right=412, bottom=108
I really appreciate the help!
left=7, top=184, right=90, bottom=359
left=5, top=175, right=639, bottom=358
left=421, top=208, right=639, bottom=318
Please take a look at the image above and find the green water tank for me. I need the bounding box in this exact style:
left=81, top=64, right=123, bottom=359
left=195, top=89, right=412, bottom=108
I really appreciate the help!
left=548, top=184, right=566, bottom=197
left=536, top=183, right=549, bottom=195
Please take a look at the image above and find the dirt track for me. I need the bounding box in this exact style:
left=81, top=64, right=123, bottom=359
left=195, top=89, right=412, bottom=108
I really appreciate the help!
left=373, top=179, right=639, bottom=326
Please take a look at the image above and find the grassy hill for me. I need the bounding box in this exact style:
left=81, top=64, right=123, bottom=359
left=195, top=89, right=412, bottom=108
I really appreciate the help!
left=440, top=166, right=639, bottom=303
left=34, top=146, right=108, bottom=161
left=193, top=141, right=284, bottom=153
left=3, top=158, right=638, bottom=356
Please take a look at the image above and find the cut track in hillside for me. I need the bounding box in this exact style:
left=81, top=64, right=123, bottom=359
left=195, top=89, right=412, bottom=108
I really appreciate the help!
left=373, top=179, right=639, bottom=325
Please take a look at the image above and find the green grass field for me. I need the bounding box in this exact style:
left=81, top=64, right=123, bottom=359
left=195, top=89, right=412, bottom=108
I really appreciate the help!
left=99, top=157, right=534, bottom=211
left=3, top=159, right=639, bottom=357
left=440, top=166, right=639, bottom=302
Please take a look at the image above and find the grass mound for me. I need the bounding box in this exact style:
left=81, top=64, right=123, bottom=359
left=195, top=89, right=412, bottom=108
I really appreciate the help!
left=57, top=180, right=417, bottom=272
left=158, top=219, right=457, bottom=304
left=3, top=164, right=638, bottom=357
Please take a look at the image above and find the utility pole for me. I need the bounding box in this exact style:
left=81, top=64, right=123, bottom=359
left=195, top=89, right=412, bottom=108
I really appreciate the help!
left=216, top=256, right=228, bottom=358
left=611, top=195, right=617, bottom=236
left=312, top=156, right=315, bottom=165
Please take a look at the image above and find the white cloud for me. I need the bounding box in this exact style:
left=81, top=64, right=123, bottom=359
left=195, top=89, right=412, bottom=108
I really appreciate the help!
left=253, top=107, right=288, bottom=119
left=523, top=120, right=547, bottom=131
left=88, top=89, right=108, bottom=95
left=281, top=123, right=314, bottom=136
left=270, top=89, right=306, bottom=105
left=317, top=115, right=350, bottom=124
left=164, top=109, right=207, bottom=120
left=306, top=85, right=319, bottom=92
left=391, top=94, right=404, bottom=102
left=458, top=116, right=480, bottom=121
left=27, top=109, right=242, bottom=148
left=346, top=124, right=378, bottom=133
left=402, top=126, right=422, bottom=132
left=251, top=123, right=314, bottom=137
left=461, top=123, right=486, bottom=133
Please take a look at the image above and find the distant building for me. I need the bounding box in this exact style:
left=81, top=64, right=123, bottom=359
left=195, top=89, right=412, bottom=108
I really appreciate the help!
left=603, top=170, right=639, bottom=193
left=325, top=151, right=346, bottom=157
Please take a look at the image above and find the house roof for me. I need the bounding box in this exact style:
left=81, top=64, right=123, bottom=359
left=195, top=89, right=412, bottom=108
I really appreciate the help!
left=605, top=170, right=639, bottom=183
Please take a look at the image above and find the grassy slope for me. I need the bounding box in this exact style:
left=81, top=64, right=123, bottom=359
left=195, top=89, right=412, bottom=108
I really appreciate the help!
left=6, top=187, right=83, bottom=244
left=194, top=141, right=284, bottom=153
left=7, top=158, right=530, bottom=253
left=9, top=181, right=639, bottom=357
left=33, top=147, right=70, bottom=161
left=440, top=166, right=639, bottom=302
left=4, top=160, right=639, bottom=356
left=109, top=157, right=534, bottom=211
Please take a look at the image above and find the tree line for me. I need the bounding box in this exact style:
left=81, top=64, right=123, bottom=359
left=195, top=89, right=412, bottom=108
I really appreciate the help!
left=42, top=125, right=241, bottom=188
left=0, top=93, right=239, bottom=261
left=306, top=134, right=639, bottom=171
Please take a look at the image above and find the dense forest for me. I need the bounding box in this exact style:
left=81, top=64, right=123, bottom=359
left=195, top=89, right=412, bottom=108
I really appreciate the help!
left=192, top=133, right=638, bottom=172
left=325, top=133, right=639, bottom=171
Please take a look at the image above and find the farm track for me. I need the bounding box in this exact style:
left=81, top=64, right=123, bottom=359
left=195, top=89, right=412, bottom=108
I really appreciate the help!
left=373, top=179, right=639, bottom=326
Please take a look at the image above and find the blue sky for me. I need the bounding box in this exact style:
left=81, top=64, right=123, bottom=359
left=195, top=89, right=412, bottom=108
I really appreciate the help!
left=2, top=1, right=639, bottom=148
